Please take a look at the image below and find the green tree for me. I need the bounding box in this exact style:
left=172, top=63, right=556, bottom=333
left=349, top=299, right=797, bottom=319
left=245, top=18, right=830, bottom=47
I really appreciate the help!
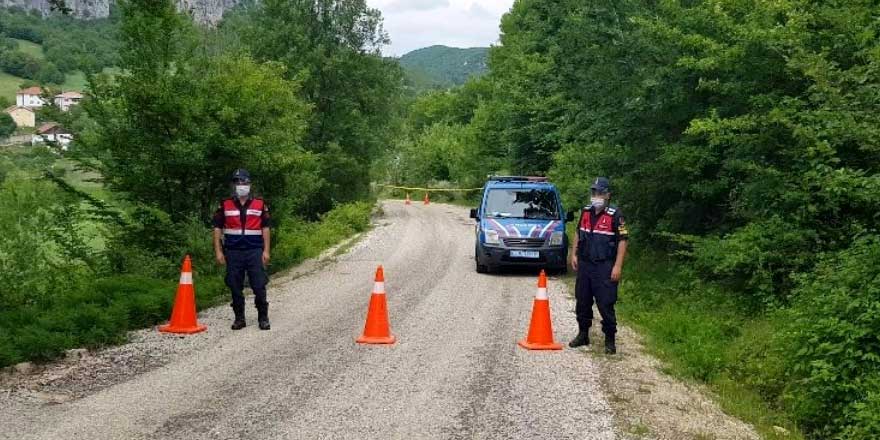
left=0, top=113, right=15, bottom=137
left=84, top=0, right=317, bottom=222
left=243, top=0, right=405, bottom=213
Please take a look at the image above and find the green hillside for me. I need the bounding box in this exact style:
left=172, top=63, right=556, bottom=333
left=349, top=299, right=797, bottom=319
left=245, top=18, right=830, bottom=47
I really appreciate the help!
left=0, top=8, right=118, bottom=102
left=0, top=39, right=101, bottom=101
left=399, top=45, right=488, bottom=91
left=0, top=70, right=24, bottom=102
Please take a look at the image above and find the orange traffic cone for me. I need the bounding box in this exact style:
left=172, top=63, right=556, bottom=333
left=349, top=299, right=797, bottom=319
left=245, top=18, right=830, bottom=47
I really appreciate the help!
left=159, top=255, right=207, bottom=334
left=518, top=270, right=562, bottom=350
left=357, top=266, right=396, bottom=344
left=405, top=193, right=412, bottom=205
left=423, top=192, right=430, bottom=205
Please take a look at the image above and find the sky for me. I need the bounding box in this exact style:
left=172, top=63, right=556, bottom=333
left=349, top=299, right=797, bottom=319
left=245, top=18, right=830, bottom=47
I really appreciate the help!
left=367, top=0, right=515, bottom=56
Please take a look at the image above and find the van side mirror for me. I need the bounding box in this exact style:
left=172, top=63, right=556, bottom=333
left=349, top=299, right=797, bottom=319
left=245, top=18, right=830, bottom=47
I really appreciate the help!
left=566, top=211, right=575, bottom=222
left=469, top=208, right=478, bottom=219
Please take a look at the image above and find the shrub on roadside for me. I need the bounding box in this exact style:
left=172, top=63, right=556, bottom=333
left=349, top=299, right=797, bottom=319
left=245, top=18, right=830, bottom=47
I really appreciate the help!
left=271, top=202, right=373, bottom=271
left=781, top=236, right=880, bottom=439
left=688, top=217, right=818, bottom=307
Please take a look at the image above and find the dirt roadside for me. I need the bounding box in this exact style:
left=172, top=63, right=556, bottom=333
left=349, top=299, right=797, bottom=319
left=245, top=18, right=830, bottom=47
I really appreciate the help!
left=557, top=275, right=761, bottom=440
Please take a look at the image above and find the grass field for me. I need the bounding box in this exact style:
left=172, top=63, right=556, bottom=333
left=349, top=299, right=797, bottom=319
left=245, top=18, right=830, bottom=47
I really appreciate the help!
left=14, top=38, right=44, bottom=60
left=61, top=71, right=88, bottom=91
left=0, top=70, right=25, bottom=103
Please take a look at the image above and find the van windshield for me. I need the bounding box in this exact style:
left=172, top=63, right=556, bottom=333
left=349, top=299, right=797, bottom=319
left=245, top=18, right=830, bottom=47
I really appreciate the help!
left=484, top=189, right=560, bottom=220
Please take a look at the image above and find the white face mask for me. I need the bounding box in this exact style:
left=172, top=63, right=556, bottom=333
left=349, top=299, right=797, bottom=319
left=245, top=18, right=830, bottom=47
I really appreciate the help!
left=591, top=197, right=606, bottom=210
left=235, top=185, right=251, bottom=197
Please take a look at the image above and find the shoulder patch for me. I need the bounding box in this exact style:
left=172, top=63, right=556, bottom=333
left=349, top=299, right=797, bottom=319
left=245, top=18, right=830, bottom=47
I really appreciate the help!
left=606, top=207, right=617, bottom=215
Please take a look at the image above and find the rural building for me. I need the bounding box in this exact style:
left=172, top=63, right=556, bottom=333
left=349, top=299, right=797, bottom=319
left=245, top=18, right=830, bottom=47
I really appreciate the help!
left=32, top=122, right=73, bottom=150
left=16, top=86, right=45, bottom=108
left=54, top=91, right=84, bottom=111
left=4, top=106, right=35, bottom=128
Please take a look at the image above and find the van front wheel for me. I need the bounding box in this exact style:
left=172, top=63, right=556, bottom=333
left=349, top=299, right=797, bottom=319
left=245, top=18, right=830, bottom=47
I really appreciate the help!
left=476, top=261, right=489, bottom=273
left=475, top=246, right=490, bottom=273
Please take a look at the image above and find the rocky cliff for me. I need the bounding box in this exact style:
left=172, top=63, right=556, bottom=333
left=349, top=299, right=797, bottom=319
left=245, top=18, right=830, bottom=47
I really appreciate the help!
left=0, top=0, right=246, bottom=23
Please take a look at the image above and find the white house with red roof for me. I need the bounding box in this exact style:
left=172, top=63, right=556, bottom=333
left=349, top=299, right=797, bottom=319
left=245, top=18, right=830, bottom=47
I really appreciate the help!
left=16, top=86, right=45, bottom=108
left=32, top=122, right=73, bottom=150
left=54, top=91, right=84, bottom=111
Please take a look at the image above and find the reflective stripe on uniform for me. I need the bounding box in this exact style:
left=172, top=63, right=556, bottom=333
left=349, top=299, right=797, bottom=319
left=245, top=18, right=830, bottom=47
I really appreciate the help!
left=224, top=210, right=240, bottom=216
left=223, top=228, right=263, bottom=236
left=246, top=209, right=262, bottom=216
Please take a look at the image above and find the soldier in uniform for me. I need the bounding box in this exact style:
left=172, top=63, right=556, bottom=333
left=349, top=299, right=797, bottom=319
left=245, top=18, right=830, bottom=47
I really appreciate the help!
left=569, top=177, right=629, bottom=353
left=213, top=169, right=272, bottom=330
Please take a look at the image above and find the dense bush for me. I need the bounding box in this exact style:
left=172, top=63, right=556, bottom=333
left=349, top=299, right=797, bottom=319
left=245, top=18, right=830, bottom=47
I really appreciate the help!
left=0, top=112, right=15, bottom=137
left=782, top=237, right=880, bottom=439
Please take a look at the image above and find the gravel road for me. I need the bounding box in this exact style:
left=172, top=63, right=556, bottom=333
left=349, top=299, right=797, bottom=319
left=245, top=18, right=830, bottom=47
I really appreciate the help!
left=2, top=201, right=617, bottom=440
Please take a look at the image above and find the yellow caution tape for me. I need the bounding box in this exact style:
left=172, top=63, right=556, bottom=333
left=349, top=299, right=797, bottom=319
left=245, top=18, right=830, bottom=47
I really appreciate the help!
left=376, top=184, right=483, bottom=192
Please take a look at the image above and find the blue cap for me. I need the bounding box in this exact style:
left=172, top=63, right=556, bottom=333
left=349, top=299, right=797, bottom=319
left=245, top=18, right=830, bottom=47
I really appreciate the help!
left=231, top=168, right=251, bottom=183
left=590, top=177, right=611, bottom=192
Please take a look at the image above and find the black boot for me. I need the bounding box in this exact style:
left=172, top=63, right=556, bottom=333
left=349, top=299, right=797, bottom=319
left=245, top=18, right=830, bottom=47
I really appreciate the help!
left=568, top=331, right=590, bottom=348
left=257, top=304, right=270, bottom=331
left=604, top=334, right=617, bottom=354
left=231, top=304, right=246, bottom=330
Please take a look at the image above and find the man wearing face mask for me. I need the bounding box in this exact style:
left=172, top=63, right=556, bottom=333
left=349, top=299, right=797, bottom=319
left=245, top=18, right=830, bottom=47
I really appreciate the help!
left=569, top=177, right=629, bottom=353
left=212, top=168, right=272, bottom=330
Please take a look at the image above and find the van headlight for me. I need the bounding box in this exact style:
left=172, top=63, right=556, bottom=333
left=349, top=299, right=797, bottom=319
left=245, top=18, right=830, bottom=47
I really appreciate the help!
left=485, top=229, right=501, bottom=245
left=549, top=231, right=564, bottom=247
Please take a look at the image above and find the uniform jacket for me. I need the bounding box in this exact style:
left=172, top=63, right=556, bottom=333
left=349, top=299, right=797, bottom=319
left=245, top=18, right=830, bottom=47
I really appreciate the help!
left=577, top=205, right=628, bottom=261
left=213, top=197, right=271, bottom=250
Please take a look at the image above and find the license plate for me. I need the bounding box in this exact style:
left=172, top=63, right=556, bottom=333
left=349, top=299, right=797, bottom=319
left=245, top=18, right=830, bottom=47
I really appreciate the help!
left=510, top=250, right=540, bottom=259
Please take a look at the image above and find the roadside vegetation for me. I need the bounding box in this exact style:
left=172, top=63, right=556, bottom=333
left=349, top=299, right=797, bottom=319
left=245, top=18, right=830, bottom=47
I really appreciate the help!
left=386, top=1, right=880, bottom=438
left=0, top=146, right=373, bottom=367
left=1, top=0, right=398, bottom=369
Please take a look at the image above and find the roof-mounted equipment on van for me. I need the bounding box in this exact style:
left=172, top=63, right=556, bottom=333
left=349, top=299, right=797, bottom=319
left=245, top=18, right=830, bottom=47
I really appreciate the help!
left=487, top=176, right=549, bottom=182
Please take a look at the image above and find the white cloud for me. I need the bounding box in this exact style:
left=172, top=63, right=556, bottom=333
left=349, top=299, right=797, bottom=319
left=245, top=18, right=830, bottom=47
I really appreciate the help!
left=467, top=3, right=494, bottom=19
left=369, top=0, right=515, bottom=56
left=385, top=0, right=450, bottom=12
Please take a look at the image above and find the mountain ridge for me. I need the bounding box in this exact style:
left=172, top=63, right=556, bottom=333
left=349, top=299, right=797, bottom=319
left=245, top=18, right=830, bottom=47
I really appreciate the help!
left=399, top=45, right=488, bottom=90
